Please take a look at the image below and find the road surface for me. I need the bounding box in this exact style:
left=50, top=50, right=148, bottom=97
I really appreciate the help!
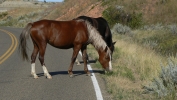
left=0, top=27, right=110, bottom=100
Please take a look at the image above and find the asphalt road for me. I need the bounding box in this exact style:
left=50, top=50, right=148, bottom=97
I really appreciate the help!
left=0, top=27, right=110, bottom=100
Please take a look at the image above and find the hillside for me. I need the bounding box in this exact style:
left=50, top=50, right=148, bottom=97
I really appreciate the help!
left=1, top=0, right=177, bottom=25
left=1, top=0, right=177, bottom=26
left=44, top=0, right=105, bottom=21
left=0, top=0, right=56, bottom=27
left=102, top=0, right=177, bottom=25
left=0, top=0, right=47, bottom=9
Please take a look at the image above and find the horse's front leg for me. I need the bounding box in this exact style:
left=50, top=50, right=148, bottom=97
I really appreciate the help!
left=68, top=45, right=81, bottom=78
left=81, top=46, right=91, bottom=76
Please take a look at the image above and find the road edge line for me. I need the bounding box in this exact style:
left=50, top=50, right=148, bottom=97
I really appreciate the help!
left=79, top=51, right=103, bottom=100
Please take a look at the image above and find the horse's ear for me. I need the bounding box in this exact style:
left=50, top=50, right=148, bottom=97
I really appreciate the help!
left=112, top=41, right=116, bottom=45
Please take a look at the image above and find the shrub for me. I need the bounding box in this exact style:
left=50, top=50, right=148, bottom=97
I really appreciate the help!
left=128, top=12, right=143, bottom=29
left=0, top=19, right=18, bottom=26
left=132, top=24, right=177, bottom=56
left=102, top=6, right=120, bottom=28
left=0, top=21, right=6, bottom=26
left=0, top=10, right=42, bottom=27
left=143, top=59, right=177, bottom=99
left=141, top=23, right=165, bottom=31
left=112, top=23, right=131, bottom=34
left=102, top=6, right=143, bottom=29
left=167, top=24, right=177, bottom=35
left=0, top=12, right=8, bottom=18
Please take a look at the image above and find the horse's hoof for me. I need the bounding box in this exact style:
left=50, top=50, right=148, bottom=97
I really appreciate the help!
left=85, top=71, right=92, bottom=76
left=76, top=63, right=81, bottom=66
left=32, top=73, right=39, bottom=79
left=86, top=73, right=92, bottom=76
left=44, top=73, right=52, bottom=79
left=34, top=76, right=39, bottom=79
left=46, top=75, right=52, bottom=79
left=69, top=74, right=74, bottom=78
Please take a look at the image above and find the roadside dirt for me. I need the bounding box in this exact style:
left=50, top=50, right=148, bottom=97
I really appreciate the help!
left=56, top=1, right=106, bottom=21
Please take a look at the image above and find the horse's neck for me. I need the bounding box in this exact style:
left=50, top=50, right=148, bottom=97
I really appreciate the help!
left=86, top=20, right=107, bottom=51
left=102, top=33, right=112, bottom=48
left=106, top=38, right=113, bottom=48
left=95, top=47, right=104, bottom=58
left=92, top=18, right=98, bottom=29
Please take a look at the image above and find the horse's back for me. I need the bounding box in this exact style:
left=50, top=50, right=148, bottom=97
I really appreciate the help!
left=75, top=16, right=112, bottom=40
left=96, top=17, right=111, bottom=34
left=31, top=20, right=77, bottom=29
left=29, top=19, right=89, bottom=49
left=30, top=19, right=85, bottom=37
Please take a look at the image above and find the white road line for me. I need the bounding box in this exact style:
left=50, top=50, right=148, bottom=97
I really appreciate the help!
left=79, top=51, right=103, bottom=100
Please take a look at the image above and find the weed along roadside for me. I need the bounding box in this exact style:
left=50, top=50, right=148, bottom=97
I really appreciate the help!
left=99, top=0, right=177, bottom=99
left=88, top=24, right=177, bottom=99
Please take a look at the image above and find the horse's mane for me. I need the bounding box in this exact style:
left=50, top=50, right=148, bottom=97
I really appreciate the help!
left=76, top=19, right=111, bottom=55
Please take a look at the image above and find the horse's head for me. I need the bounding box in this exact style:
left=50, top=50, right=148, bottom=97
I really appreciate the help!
left=98, top=46, right=113, bottom=72
left=109, top=41, right=116, bottom=60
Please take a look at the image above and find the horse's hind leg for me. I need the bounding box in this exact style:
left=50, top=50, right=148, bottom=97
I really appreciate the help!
left=75, top=58, right=81, bottom=65
left=38, top=44, right=52, bottom=79
left=31, top=41, right=39, bottom=79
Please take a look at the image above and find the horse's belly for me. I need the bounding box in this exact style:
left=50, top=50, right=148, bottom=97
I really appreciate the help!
left=55, top=44, right=73, bottom=49
left=49, top=41, right=73, bottom=49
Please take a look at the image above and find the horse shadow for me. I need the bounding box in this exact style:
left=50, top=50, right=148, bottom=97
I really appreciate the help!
left=36, top=59, right=104, bottom=77
left=37, top=70, right=105, bottom=77
left=78, top=59, right=97, bottom=64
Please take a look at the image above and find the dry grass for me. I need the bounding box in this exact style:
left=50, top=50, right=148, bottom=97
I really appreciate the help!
left=107, top=34, right=165, bottom=99
left=8, top=7, right=45, bottom=18
left=87, top=32, right=169, bottom=99
left=148, top=0, right=177, bottom=24
left=113, top=35, right=164, bottom=80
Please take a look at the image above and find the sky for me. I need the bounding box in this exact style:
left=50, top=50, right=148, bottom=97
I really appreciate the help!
left=38, top=0, right=64, bottom=2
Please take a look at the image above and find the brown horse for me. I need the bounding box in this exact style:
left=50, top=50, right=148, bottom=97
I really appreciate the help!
left=74, top=16, right=116, bottom=65
left=19, top=19, right=112, bottom=79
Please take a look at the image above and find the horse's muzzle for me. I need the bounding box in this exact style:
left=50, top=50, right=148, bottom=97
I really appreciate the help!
left=105, top=67, right=113, bottom=72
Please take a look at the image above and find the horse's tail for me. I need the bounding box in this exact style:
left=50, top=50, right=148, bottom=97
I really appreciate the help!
left=19, top=23, right=32, bottom=61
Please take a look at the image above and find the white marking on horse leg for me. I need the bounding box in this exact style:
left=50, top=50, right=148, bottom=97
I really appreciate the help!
left=75, top=58, right=81, bottom=65
left=42, top=65, right=52, bottom=79
left=109, top=55, right=113, bottom=71
left=31, top=63, right=38, bottom=79
left=109, top=60, right=112, bottom=71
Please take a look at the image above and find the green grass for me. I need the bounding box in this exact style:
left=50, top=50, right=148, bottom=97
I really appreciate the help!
left=116, top=65, right=135, bottom=81
left=132, top=29, right=177, bottom=56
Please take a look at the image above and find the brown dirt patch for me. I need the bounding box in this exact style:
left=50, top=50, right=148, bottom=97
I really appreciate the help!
left=56, top=1, right=106, bottom=21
